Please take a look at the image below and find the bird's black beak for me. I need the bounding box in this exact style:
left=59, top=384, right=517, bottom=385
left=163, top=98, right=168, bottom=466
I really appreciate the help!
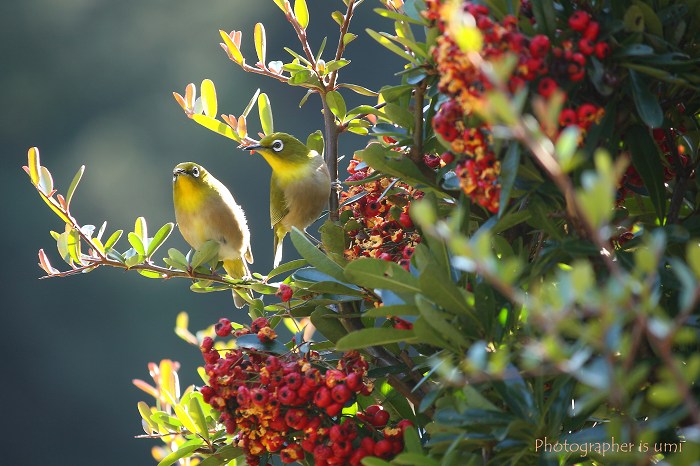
left=245, top=144, right=264, bottom=152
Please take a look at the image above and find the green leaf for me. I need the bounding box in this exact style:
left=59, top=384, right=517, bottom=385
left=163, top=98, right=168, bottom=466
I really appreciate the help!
left=201, top=79, right=217, bottom=118
left=134, top=217, right=147, bottom=241
left=555, top=126, right=581, bottom=173
left=626, top=125, right=666, bottom=223
left=325, top=90, right=347, bottom=121
left=687, top=241, right=700, bottom=280
left=331, top=10, right=344, bottom=26
left=271, top=0, right=286, bottom=12
left=336, top=327, right=417, bottom=350
left=197, top=445, right=245, bottom=466
left=104, top=230, right=123, bottom=250
left=361, top=458, right=394, bottom=466
left=419, top=264, right=480, bottom=327
left=267, top=258, right=308, bottom=280
left=344, top=257, right=421, bottom=294
left=415, top=295, right=469, bottom=350
left=147, top=223, right=174, bottom=258
left=393, top=453, right=439, bottom=466
left=258, top=92, right=274, bottom=135
left=342, top=33, right=357, bottom=46
left=156, top=443, right=202, bottom=466
left=294, top=0, right=309, bottom=29
left=242, top=88, right=261, bottom=118
left=628, top=70, right=663, bottom=128
left=27, top=147, right=40, bottom=185
left=310, top=306, right=348, bottom=343
left=338, top=83, right=378, bottom=97
left=128, top=232, right=145, bottom=256
left=192, top=114, right=241, bottom=142
left=366, top=29, right=419, bottom=64
left=325, top=59, right=350, bottom=72
left=531, top=0, right=557, bottom=36
left=254, top=23, right=266, bottom=65
left=373, top=8, right=425, bottom=25
left=498, top=143, right=520, bottom=217
left=363, top=304, right=419, bottom=317
left=306, top=130, right=324, bottom=156
left=167, top=248, right=189, bottom=268
left=188, top=392, right=210, bottom=441
left=380, top=84, right=414, bottom=102
left=382, top=103, right=414, bottom=130
left=402, top=426, right=423, bottom=454
left=65, top=165, right=85, bottom=209
left=290, top=228, right=345, bottom=281
left=190, top=240, right=220, bottom=269
left=38, top=166, right=54, bottom=196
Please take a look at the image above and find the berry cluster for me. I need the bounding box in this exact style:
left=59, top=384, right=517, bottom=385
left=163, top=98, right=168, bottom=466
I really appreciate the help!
left=340, top=156, right=422, bottom=270
left=200, top=317, right=411, bottom=465
left=427, top=1, right=611, bottom=213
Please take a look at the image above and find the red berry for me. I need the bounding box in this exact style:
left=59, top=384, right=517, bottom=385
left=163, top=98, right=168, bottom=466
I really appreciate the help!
left=399, top=211, right=413, bottom=229
left=250, top=317, right=269, bottom=332
left=251, top=388, right=269, bottom=406
left=529, top=34, right=551, bottom=58
left=583, top=21, right=600, bottom=41
left=558, top=108, right=578, bottom=127
left=214, top=318, right=232, bottom=337
left=285, top=408, right=308, bottom=430
left=373, top=439, right=393, bottom=458
left=397, top=419, right=415, bottom=432
left=325, top=402, right=344, bottom=417
left=345, top=372, right=361, bottom=392
left=278, top=385, right=297, bottom=405
left=371, top=409, right=390, bottom=428
left=594, top=41, right=610, bottom=59
left=314, top=386, right=332, bottom=408
left=331, top=383, right=352, bottom=404
left=537, top=77, right=558, bottom=98
left=423, top=153, right=441, bottom=168
left=578, top=38, right=595, bottom=56
left=276, top=284, right=293, bottom=302
left=440, top=152, right=455, bottom=164
left=568, top=10, right=590, bottom=32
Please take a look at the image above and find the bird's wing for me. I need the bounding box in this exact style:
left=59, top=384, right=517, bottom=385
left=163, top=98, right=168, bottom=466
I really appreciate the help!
left=269, top=174, right=289, bottom=228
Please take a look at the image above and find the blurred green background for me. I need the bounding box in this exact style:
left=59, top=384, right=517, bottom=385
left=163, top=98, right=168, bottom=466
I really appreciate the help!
left=2, top=1, right=400, bottom=464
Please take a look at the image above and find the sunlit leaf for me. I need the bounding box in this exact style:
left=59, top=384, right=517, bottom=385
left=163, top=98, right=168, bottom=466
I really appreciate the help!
left=338, top=83, right=378, bottom=97
left=191, top=240, right=220, bottom=269
left=219, top=30, right=244, bottom=64
left=146, top=223, right=174, bottom=258
left=192, top=114, right=241, bottom=142
left=27, top=147, right=40, bottom=185
left=294, top=0, right=309, bottom=29
left=254, top=23, right=266, bottom=65
left=325, top=90, right=347, bottom=121
left=104, top=229, right=123, bottom=250
left=258, top=93, right=274, bottom=135
left=65, top=165, right=85, bottom=210
left=336, top=327, right=417, bottom=350
left=200, top=79, right=217, bottom=118
left=128, top=232, right=145, bottom=257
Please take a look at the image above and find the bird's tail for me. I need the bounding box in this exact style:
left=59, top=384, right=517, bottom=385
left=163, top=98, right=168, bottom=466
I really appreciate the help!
left=223, top=258, right=253, bottom=308
left=273, top=227, right=287, bottom=268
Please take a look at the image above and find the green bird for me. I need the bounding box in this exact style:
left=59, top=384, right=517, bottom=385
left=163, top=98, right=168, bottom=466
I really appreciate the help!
left=246, top=132, right=331, bottom=267
left=172, top=162, right=254, bottom=307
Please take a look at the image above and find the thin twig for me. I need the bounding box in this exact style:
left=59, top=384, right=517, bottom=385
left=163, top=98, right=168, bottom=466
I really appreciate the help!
left=329, top=0, right=357, bottom=89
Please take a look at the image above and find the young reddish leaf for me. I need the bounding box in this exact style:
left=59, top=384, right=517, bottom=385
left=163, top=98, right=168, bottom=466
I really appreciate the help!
left=257, top=93, right=274, bottom=135
left=38, top=249, right=59, bottom=275
left=221, top=114, right=238, bottom=131
left=219, top=30, right=244, bottom=64
left=294, top=0, right=309, bottom=29
left=184, top=83, right=196, bottom=109
left=172, top=92, right=188, bottom=114
left=237, top=115, right=248, bottom=138
left=200, top=79, right=218, bottom=118
left=254, top=23, right=267, bottom=66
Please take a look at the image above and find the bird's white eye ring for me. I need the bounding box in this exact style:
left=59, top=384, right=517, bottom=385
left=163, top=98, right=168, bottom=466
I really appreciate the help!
left=191, top=166, right=200, bottom=177
left=272, top=139, right=284, bottom=152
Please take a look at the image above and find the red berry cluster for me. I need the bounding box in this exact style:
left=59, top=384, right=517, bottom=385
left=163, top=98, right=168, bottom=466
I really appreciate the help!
left=427, top=1, right=611, bottom=213
left=200, top=317, right=411, bottom=465
left=340, top=157, right=422, bottom=270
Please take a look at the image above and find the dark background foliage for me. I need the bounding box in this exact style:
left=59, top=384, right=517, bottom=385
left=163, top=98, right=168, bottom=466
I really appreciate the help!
left=1, top=1, right=400, bottom=464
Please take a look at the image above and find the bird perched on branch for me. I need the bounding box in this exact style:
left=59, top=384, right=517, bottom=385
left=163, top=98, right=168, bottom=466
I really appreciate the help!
left=245, top=133, right=331, bottom=267
left=172, top=162, right=254, bottom=307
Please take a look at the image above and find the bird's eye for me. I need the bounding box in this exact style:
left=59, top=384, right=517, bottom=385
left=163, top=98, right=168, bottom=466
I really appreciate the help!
left=191, top=166, right=200, bottom=177
left=272, top=139, right=284, bottom=152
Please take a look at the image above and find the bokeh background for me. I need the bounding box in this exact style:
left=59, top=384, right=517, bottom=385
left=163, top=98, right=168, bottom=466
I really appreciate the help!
left=2, top=1, right=401, bottom=464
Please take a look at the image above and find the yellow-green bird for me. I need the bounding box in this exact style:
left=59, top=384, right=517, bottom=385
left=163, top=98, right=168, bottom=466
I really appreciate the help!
left=172, top=162, right=254, bottom=307
left=246, top=133, right=331, bottom=267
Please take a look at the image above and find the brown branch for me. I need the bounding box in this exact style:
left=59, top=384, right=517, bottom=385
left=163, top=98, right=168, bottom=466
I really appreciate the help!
left=329, top=0, right=356, bottom=89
